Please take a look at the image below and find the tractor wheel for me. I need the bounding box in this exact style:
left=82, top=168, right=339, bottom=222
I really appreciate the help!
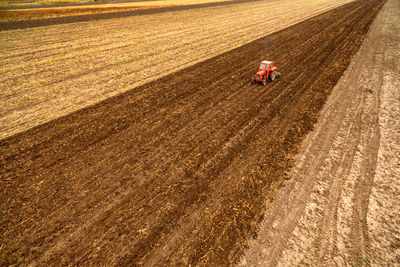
left=269, top=71, right=276, bottom=81
left=262, top=76, right=267, bottom=86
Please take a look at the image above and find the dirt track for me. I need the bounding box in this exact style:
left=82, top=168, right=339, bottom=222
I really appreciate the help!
left=0, top=0, right=384, bottom=265
left=241, top=0, right=399, bottom=265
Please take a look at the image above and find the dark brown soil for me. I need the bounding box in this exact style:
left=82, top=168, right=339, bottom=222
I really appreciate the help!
left=0, top=0, right=384, bottom=265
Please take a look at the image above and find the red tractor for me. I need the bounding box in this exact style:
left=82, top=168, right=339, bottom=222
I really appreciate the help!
left=252, top=60, right=281, bottom=86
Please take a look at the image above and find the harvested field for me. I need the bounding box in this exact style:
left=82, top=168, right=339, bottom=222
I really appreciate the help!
left=0, top=0, right=354, bottom=139
left=0, top=0, right=232, bottom=22
left=0, top=0, right=384, bottom=265
left=0, top=6, right=148, bottom=22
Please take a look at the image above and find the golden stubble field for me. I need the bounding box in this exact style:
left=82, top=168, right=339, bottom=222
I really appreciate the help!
left=0, top=0, right=354, bottom=139
left=0, top=0, right=232, bottom=22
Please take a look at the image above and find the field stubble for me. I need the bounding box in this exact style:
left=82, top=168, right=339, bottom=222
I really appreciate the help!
left=0, top=0, right=233, bottom=22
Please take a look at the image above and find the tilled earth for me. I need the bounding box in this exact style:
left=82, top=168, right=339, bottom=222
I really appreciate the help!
left=0, top=0, right=384, bottom=265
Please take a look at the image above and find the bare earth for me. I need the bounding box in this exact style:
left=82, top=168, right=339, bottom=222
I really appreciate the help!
left=0, top=0, right=353, bottom=140
left=240, top=0, right=400, bottom=265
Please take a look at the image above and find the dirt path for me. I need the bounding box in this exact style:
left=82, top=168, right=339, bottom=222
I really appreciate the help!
left=0, top=0, right=354, bottom=140
left=240, top=0, right=399, bottom=265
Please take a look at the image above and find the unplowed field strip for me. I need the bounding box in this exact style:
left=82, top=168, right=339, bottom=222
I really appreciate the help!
left=0, top=0, right=233, bottom=23
left=0, top=0, right=384, bottom=265
left=0, top=0, right=250, bottom=28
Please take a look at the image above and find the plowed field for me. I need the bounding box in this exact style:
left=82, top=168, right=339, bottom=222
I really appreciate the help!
left=0, top=0, right=384, bottom=265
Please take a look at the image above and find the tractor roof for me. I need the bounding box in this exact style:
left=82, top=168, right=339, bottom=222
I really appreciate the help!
left=261, top=60, right=273, bottom=64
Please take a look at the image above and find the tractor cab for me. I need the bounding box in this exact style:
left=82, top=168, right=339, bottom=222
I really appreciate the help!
left=259, top=61, right=273, bottom=71
left=252, top=60, right=280, bottom=86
